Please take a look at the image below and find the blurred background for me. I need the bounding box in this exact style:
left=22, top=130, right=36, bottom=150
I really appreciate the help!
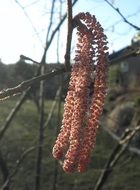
left=0, top=0, right=140, bottom=190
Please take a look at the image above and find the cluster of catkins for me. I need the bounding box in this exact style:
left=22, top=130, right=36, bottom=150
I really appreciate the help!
left=52, top=12, right=108, bottom=173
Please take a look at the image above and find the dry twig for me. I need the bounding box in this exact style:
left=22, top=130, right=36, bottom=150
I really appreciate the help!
left=0, top=68, right=65, bottom=101
left=64, top=0, right=73, bottom=70
left=94, top=125, right=140, bottom=190
left=0, top=147, right=36, bottom=190
left=104, top=0, right=140, bottom=30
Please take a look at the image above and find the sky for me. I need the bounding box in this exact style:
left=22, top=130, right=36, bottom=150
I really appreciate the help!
left=0, top=0, right=140, bottom=64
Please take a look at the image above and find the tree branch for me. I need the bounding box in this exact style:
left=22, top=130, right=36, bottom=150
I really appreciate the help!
left=0, top=67, right=66, bottom=101
left=15, top=0, right=44, bottom=46
left=104, top=0, right=140, bottom=30
left=64, top=0, right=73, bottom=70
left=46, top=0, right=56, bottom=44
left=0, top=147, right=35, bottom=190
left=94, top=125, right=140, bottom=190
left=20, top=55, right=40, bottom=64
left=0, top=91, right=27, bottom=141
left=44, top=86, right=62, bottom=129
left=43, top=0, right=78, bottom=61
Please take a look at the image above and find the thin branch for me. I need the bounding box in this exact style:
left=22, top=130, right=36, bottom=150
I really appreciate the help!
left=34, top=71, right=45, bottom=190
left=35, top=1, right=57, bottom=189
left=46, top=0, right=56, bottom=43
left=102, top=124, right=140, bottom=156
left=34, top=63, right=46, bottom=190
left=94, top=125, right=140, bottom=190
left=44, top=87, right=62, bottom=129
left=15, top=0, right=44, bottom=46
left=105, top=9, right=140, bottom=32
left=0, top=67, right=66, bottom=101
left=104, top=0, right=140, bottom=31
left=52, top=75, right=63, bottom=190
left=20, top=55, right=40, bottom=64
left=64, top=0, right=73, bottom=70
left=120, top=125, right=140, bottom=145
left=0, top=147, right=35, bottom=190
left=56, top=0, right=63, bottom=63
left=24, top=0, right=40, bottom=8
left=0, top=91, right=27, bottom=140
left=42, top=0, right=78, bottom=62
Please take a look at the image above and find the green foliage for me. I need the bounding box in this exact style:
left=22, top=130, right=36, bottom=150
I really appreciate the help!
left=0, top=99, right=140, bottom=190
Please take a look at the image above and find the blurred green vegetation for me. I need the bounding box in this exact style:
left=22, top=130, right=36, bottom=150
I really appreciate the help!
left=108, top=65, right=121, bottom=88
left=0, top=98, right=140, bottom=190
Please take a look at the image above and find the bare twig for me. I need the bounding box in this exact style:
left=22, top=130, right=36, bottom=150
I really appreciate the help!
left=94, top=125, right=140, bottom=190
left=102, top=125, right=140, bottom=156
left=0, top=67, right=66, bottom=101
left=34, top=69, right=45, bottom=190
left=20, top=55, right=40, bottom=64
left=0, top=147, right=35, bottom=190
left=0, top=91, right=28, bottom=140
left=120, top=126, right=140, bottom=145
left=43, top=0, right=78, bottom=61
left=105, top=9, right=140, bottom=32
left=35, top=1, right=58, bottom=189
left=44, top=87, right=62, bottom=129
left=64, top=0, right=73, bottom=70
left=104, top=0, right=140, bottom=31
left=46, top=0, right=56, bottom=43
left=15, top=0, right=44, bottom=45
left=52, top=75, right=63, bottom=190
left=56, top=0, right=63, bottom=63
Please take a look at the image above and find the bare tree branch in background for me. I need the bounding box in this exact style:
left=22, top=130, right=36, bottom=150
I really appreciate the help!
left=0, top=91, right=28, bottom=141
left=105, top=9, right=140, bottom=32
left=20, top=55, right=40, bottom=64
left=0, top=147, right=36, bottom=190
left=43, top=0, right=78, bottom=61
left=102, top=123, right=140, bottom=156
left=34, top=0, right=57, bottom=189
left=94, top=125, right=140, bottom=190
left=0, top=67, right=66, bottom=101
left=64, top=0, right=73, bottom=70
left=56, top=0, right=63, bottom=63
left=45, top=0, right=56, bottom=45
left=52, top=72, right=64, bottom=190
left=104, top=0, right=140, bottom=30
left=15, top=0, right=44, bottom=46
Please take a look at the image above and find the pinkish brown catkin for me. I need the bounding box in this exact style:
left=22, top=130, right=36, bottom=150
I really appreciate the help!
left=52, top=12, right=108, bottom=173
